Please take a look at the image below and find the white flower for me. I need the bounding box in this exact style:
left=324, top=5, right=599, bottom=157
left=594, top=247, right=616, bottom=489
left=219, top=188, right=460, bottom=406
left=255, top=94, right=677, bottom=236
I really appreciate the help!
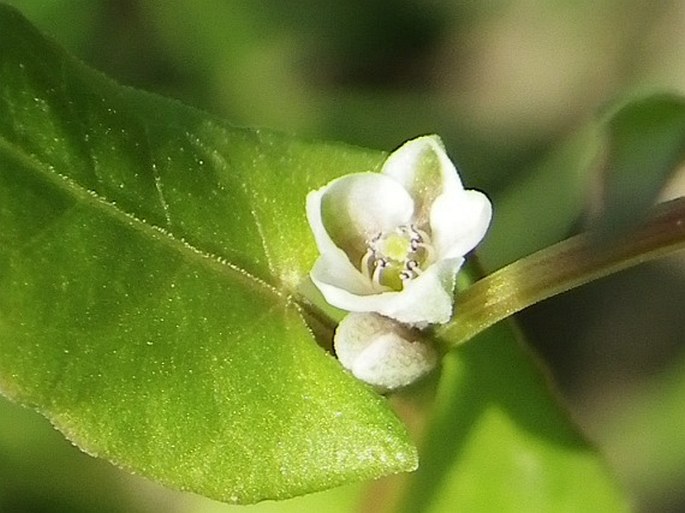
left=334, top=312, right=438, bottom=393
left=306, top=135, right=492, bottom=325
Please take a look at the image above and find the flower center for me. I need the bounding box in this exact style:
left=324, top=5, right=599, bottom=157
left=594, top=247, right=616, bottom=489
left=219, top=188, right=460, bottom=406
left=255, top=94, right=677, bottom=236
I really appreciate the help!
left=360, top=225, right=434, bottom=291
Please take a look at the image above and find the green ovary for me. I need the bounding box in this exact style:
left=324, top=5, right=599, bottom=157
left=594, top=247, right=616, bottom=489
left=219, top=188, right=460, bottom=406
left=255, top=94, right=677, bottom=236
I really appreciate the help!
left=377, top=233, right=413, bottom=263
left=360, top=225, right=433, bottom=292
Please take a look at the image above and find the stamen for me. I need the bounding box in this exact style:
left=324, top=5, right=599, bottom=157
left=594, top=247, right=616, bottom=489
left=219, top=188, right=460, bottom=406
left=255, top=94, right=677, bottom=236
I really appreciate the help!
left=360, top=248, right=375, bottom=280
left=407, top=260, right=421, bottom=274
left=371, top=259, right=387, bottom=289
left=359, top=224, right=435, bottom=290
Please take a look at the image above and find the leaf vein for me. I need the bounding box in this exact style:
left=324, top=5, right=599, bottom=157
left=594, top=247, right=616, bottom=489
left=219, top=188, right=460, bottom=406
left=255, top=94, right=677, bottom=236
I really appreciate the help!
left=0, top=135, right=281, bottom=299
left=185, top=131, right=276, bottom=277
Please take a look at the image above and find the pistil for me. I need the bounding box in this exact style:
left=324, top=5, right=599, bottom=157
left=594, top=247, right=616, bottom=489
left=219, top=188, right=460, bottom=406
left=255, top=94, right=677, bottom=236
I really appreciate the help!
left=360, top=225, right=433, bottom=291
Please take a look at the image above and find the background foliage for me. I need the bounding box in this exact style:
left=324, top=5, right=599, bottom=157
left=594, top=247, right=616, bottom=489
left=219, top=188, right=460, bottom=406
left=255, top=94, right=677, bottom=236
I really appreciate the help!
left=1, top=1, right=685, bottom=512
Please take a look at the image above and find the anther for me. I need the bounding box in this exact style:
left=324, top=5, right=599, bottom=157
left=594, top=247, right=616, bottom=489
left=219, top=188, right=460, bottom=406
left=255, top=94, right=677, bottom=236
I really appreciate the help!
left=371, top=259, right=387, bottom=289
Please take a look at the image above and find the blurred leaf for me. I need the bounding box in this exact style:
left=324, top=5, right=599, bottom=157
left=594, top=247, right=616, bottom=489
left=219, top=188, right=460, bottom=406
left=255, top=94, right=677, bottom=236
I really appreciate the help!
left=0, top=4, right=416, bottom=504
left=478, top=92, right=685, bottom=271
left=478, top=124, right=602, bottom=270
left=0, top=396, right=151, bottom=513
left=598, top=93, right=685, bottom=237
left=396, top=321, right=631, bottom=513
left=597, top=351, right=685, bottom=507
left=2, top=0, right=101, bottom=51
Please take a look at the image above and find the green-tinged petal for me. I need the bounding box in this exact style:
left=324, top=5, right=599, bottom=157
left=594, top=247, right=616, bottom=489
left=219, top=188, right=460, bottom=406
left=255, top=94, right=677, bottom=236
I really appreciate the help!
left=317, top=173, right=414, bottom=264
left=430, top=189, right=493, bottom=259
left=391, top=257, right=462, bottom=324
left=306, top=187, right=343, bottom=259
left=382, top=135, right=463, bottom=227
left=311, top=251, right=376, bottom=297
left=313, top=256, right=463, bottom=325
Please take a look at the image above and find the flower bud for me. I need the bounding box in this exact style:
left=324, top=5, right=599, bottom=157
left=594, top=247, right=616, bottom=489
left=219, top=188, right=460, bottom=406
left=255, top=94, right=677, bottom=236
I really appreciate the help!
left=334, top=312, right=438, bottom=393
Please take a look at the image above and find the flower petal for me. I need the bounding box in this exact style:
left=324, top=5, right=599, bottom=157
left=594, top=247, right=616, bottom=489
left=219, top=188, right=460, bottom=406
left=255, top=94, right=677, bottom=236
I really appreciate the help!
left=310, top=251, right=375, bottom=297
left=430, top=189, right=493, bottom=259
left=308, top=173, right=414, bottom=265
left=313, top=256, right=463, bottom=325
left=306, top=187, right=340, bottom=257
left=381, top=135, right=463, bottom=227
left=381, top=257, right=463, bottom=325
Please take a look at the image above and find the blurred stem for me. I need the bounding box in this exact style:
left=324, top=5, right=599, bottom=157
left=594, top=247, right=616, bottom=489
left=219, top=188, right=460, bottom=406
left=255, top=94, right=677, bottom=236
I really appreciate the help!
left=437, top=196, right=685, bottom=351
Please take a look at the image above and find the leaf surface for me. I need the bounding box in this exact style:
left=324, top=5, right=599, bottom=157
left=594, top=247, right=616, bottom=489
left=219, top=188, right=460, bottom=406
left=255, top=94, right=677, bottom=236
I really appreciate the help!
left=0, top=4, right=415, bottom=503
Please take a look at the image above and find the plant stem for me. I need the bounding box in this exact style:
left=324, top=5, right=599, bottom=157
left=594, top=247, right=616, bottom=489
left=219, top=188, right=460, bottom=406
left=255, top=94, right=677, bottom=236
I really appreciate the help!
left=437, top=196, right=685, bottom=350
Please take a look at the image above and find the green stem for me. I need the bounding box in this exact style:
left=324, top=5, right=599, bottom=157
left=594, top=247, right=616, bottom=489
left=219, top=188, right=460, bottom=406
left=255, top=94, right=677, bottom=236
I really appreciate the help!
left=437, top=196, right=685, bottom=350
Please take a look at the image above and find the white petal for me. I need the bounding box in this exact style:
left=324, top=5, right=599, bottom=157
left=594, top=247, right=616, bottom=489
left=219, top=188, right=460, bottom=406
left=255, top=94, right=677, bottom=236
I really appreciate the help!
left=378, top=257, right=463, bottom=325
left=382, top=135, right=463, bottom=226
left=382, top=135, right=463, bottom=190
left=306, top=187, right=340, bottom=257
left=310, top=251, right=375, bottom=297
left=313, top=257, right=463, bottom=325
left=430, top=189, right=492, bottom=259
left=334, top=313, right=438, bottom=393
left=308, top=173, right=414, bottom=262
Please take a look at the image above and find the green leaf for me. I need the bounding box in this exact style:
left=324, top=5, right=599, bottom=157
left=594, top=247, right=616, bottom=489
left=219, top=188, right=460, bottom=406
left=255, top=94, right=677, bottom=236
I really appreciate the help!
left=1, top=0, right=100, bottom=51
left=597, top=353, right=685, bottom=506
left=397, top=321, right=631, bottom=513
left=598, top=92, right=685, bottom=237
left=0, top=4, right=416, bottom=504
